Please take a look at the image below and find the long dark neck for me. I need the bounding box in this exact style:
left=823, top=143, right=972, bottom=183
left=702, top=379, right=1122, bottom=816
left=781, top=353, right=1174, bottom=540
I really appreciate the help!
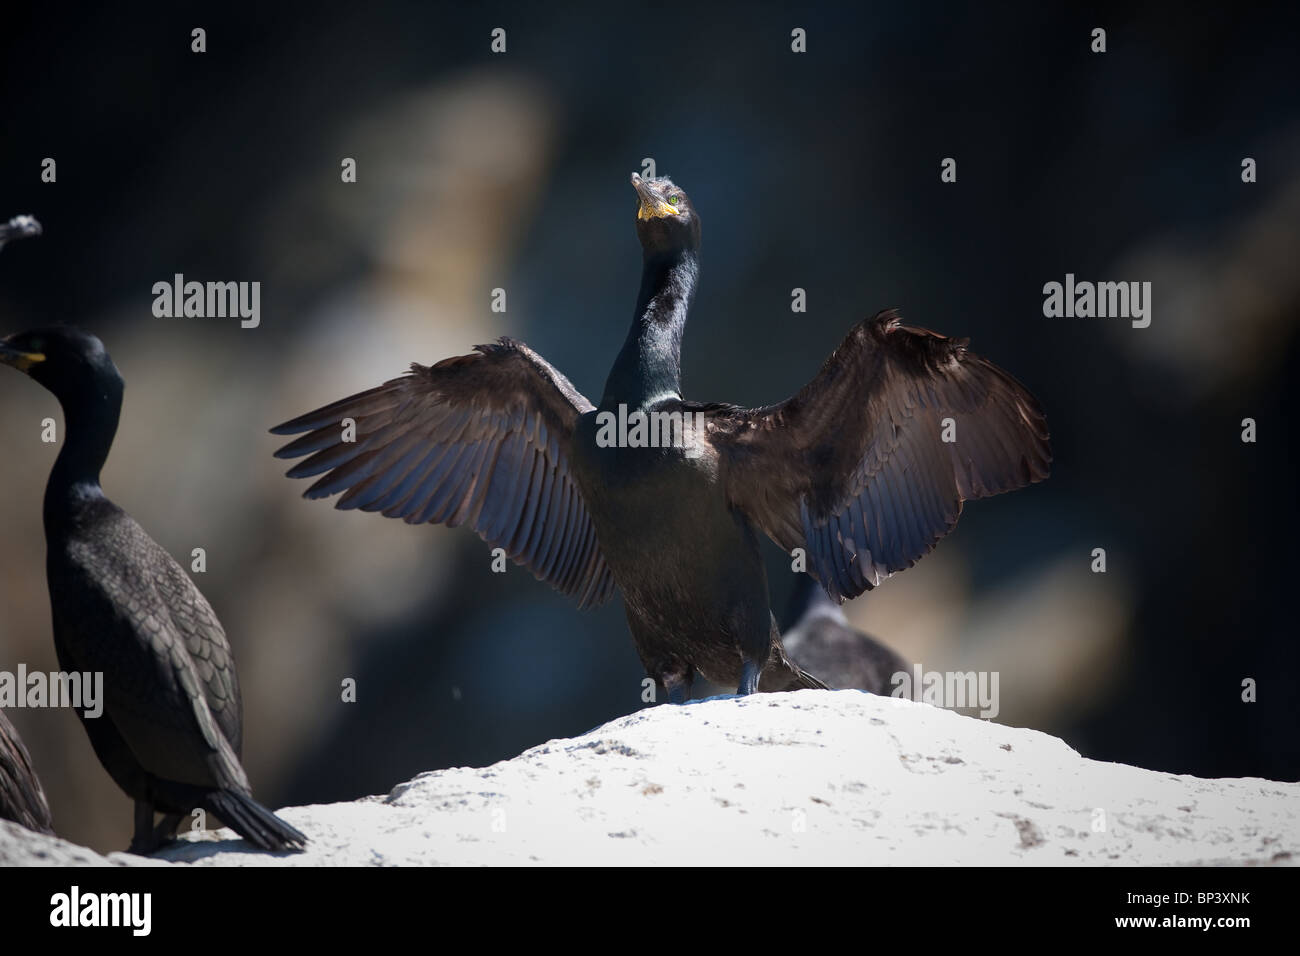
left=601, top=248, right=698, bottom=410
left=43, top=381, right=122, bottom=533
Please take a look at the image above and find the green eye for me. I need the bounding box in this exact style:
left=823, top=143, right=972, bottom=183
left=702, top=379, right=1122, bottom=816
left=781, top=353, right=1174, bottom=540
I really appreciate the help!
left=668, top=195, right=679, bottom=205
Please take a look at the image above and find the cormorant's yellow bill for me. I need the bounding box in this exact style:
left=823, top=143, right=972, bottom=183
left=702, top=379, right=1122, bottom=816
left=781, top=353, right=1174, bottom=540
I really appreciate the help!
left=0, top=340, right=46, bottom=372
left=632, top=172, right=682, bottom=220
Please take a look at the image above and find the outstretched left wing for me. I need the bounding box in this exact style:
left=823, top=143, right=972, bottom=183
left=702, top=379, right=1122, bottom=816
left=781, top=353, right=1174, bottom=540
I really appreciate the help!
left=702, top=310, right=1050, bottom=601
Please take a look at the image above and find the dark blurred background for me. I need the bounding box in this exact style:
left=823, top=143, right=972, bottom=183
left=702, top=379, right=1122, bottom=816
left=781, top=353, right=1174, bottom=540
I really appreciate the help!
left=0, top=2, right=1296, bottom=852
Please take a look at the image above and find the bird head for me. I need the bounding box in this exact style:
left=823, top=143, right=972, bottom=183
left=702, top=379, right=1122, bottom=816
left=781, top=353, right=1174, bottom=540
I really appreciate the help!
left=0, top=215, right=42, bottom=251
left=631, top=173, right=700, bottom=256
left=0, top=326, right=122, bottom=404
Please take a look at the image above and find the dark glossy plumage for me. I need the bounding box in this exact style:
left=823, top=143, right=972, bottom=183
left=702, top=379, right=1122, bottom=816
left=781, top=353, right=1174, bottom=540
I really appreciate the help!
left=698, top=310, right=1051, bottom=601
left=274, top=339, right=615, bottom=609
left=0, top=711, right=54, bottom=834
left=273, top=173, right=1050, bottom=701
left=0, top=327, right=305, bottom=854
left=780, top=576, right=907, bottom=696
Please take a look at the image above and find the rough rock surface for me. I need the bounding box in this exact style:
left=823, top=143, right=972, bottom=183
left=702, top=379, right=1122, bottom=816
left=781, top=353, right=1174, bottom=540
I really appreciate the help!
left=3, top=691, right=1296, bottom=866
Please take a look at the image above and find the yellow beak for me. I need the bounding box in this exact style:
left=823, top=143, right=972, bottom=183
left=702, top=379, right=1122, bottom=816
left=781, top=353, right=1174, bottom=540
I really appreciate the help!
left=0, top=341, right=46, bottom=372
left=631, top=173, right=681, bottom=220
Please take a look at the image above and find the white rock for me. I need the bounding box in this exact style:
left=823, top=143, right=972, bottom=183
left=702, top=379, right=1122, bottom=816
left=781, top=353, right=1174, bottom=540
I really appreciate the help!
left=4, top=691, right=1296, bottom=866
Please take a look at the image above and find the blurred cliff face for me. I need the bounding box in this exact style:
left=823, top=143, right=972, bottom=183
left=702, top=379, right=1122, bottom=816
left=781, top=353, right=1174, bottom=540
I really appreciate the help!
left=1, top=3, right=1297, bottom=852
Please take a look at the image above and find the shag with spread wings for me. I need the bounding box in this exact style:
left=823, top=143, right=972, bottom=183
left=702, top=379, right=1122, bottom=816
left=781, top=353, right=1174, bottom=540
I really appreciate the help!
left=273, top=174, right=1050, bottom=701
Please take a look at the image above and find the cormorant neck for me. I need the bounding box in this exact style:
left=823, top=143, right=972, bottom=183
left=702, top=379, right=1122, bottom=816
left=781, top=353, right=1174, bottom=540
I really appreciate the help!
left=601, top=248, right=699, bottom=410
left=43, top=379, right=122, bottom=532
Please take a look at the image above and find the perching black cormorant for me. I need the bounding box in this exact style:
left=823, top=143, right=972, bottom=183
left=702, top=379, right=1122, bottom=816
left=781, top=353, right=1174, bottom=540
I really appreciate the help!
left=0, top=328, right=306, bottom=853
left=780, top=575, right=907, bottom=696
left=0, top=710, right=54, bottom=834
left=272, top=173, right=1050, bottom=702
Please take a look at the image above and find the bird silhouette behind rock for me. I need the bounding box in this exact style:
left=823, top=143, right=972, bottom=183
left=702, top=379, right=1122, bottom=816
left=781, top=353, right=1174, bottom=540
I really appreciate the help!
left=780, top=575, right=908, bottom=696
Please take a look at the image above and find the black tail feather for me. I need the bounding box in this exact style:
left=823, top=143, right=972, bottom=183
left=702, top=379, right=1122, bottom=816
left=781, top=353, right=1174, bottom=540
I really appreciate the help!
left=794, top=667, right=831, bottom=691
left=204, top=790, right=307, bottom=852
